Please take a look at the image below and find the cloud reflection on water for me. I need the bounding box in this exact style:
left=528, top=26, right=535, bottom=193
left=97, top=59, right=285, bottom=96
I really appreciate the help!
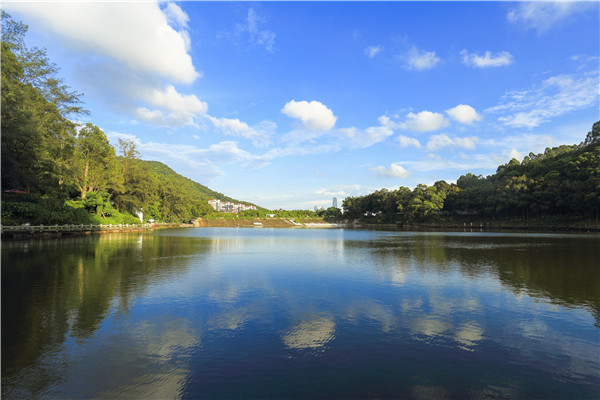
left=454, top=321, right=484, bottom=351
left=282, top=316, right=336, bottom=350
left=3, top=230, right=599, bottom=399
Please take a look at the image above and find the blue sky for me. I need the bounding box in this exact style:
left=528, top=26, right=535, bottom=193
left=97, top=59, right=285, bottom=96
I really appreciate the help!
left=5, top=1, right=599, bottom=210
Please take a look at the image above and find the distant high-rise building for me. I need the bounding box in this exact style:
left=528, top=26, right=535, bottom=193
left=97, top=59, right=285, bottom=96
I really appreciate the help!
left=314, top=206, right=318, bottom=212
left=333, top=197, right=338, bottom=208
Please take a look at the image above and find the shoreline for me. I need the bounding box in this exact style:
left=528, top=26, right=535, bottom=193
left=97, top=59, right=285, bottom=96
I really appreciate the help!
left=195, top=217, right=345, bottom=229
left=3, top=218, right=598, bottom=241
left=345, top=220, right=600, bottom=233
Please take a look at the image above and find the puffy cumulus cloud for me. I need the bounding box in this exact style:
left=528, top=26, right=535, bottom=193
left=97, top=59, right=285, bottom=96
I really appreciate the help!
left=364, top=126, right=394, bottom=144
left=6, top=1, right=200, bottom=83
left=377, top=115, right=394, bottom=128
left=136, top=85, right=207, bottom=127
left=507, top=2, right=595, bottom=34
left=371, top=163, right=410, bottom=178
left=487, top=71, right=599, bottom=128
left=146, top=85, right=207, bottom=115
left=135, top=107, right=168, bottom=126
left=405, top=46, right=440, bottom=70
left=208, top=116, right=273, bottom=147
left=461, top=50, right=513, bottom=68
left=396, top=135, right=421, bottom=148
left=365, top=45, right=383, bottom=58
left=402, top=111, right=450, bottom=132
left=281, top=100, right=337, bottom=131
left=426, top=134, right=478, bottom=151
left=445, top=104, right=482, bottom=125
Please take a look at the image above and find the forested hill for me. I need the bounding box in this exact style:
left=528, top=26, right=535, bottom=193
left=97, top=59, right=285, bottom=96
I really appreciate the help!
left=141, top=160, right=249, bottom=206
left=342, top=121, right=600, bottom=225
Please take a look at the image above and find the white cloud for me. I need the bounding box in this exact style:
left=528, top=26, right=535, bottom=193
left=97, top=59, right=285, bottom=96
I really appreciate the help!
left=148, top=140, right=256, bottom=167
left=146, top=85, right=207, bottom=115
left=6, top=1, right=200, bottom=83
left=6, top=0, right=210, bottom=130
left=365, top=45, right=383, bottom=58
left=208, top=116, right=273, bottom=147
left=506, top=148, right=523, bottom=161
left=396, top=154, right=499, bottom=173
left=402, top=111, right=449, bottom=132
left=163, top=2, right=189, bottom=29
left=135, top=107, right=167, bottom=126
left=507, top=2, right=595, bottom=34
left=371, top=163, right=410, bottom=178
left=107, top=130, right=273, bottom=176
left=378, top=115, right=402, bottom=130
left=235, top=6, right=276, bottom=52
left=396, top=135, right=421, bottom=148
left=405, top=46, right=440, bottom=70
left=482, top=134, right=554, bottom=152
left=281, top=100, right=337, bottom=131
left=445, top=104, right=482, bottom=125
left=315, top=188, right=347, bottom=197
left=135, top=85, right=207, bottom=127
left=427, top=134, right=478, bottom=151
left=461, top=50, right=513, bottom=68
left=338, top=125, right=395, bottom=149
left=487, top=71, right=599, bottom=128
left=364, top=126, right=394, bottom=144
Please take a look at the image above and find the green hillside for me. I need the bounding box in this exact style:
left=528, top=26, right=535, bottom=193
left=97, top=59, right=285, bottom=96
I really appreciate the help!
left=141, top=160, right=251, bottom=205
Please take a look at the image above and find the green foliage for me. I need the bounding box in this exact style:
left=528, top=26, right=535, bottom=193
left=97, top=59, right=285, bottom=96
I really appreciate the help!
left=72, top=123, right=122, bottom=198
left=322, top=207, right=342, bottom=221
left=343, top=121, right=600, bottom=224
left=1, top=13, right=258, bottom=226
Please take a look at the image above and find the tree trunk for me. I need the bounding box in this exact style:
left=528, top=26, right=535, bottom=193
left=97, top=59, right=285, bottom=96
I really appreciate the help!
left=80, top=160, right=90, bottom=199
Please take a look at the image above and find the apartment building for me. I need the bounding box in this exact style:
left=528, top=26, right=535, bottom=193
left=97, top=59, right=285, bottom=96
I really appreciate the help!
left=208, top=199, right=257, bottom=213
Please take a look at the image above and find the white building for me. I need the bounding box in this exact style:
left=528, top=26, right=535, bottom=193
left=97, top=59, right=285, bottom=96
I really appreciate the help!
left=208, top=199, right=256, bottom=213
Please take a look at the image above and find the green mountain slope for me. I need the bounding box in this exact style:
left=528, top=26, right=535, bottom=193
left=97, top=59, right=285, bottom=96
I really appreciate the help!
left=141, top=160, right=252, bottom=205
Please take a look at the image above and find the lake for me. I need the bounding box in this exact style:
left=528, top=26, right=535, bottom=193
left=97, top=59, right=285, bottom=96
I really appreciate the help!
left=2, top=228, right=599, bottom=399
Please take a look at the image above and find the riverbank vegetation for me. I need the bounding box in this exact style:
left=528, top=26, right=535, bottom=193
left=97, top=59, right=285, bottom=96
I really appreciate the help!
left=343, top=121, right=600, bottom=227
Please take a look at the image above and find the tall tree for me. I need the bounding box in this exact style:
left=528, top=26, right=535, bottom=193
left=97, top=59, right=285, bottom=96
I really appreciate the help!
left=118, top=138, right=141, bottom=177
left=71, top=124, right=121, bottom=199
left=1, top=12, right=85, bottom=194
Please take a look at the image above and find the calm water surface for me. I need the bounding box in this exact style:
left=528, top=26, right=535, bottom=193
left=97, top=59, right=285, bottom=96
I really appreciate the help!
left=2, top=228, right=599, bottom=399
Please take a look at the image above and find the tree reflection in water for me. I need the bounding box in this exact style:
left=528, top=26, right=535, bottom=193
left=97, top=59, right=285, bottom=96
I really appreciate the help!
left=2, top=229, right=599, bottom=399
